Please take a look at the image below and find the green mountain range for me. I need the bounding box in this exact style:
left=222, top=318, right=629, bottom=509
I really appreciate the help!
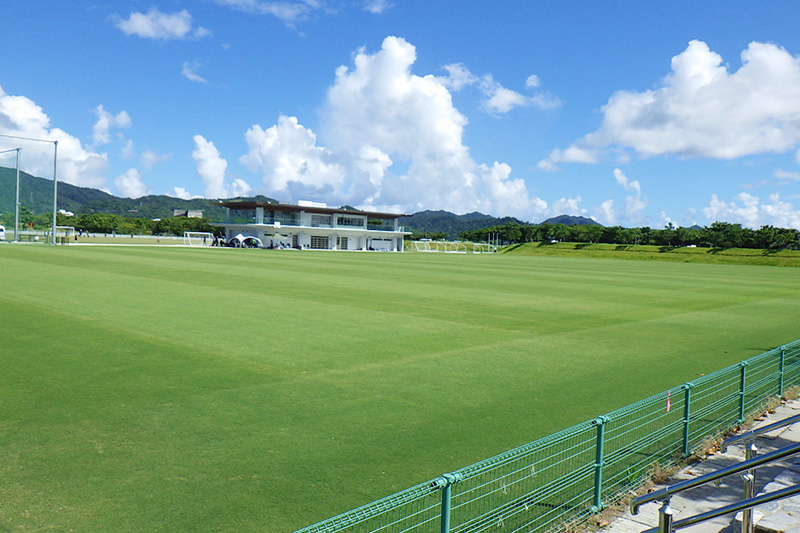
left=398, top=210, right=601, bottom=238
left=0, top=167, right=273, bottom=222
left=0, top=166, right=599, bottom=236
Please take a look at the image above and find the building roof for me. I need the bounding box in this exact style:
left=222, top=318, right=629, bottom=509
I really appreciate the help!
left=216, top=201, right=406, bottom=220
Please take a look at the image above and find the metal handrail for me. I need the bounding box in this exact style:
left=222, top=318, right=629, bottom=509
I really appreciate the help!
left=723, top=413, right=800, bottom=451
left=630, top=441, right=800, bottom=514
left=641, top=483, right=800, bottom=533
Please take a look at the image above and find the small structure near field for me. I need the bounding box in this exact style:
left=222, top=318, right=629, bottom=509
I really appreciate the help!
left=227, top=233, right=262, bottom=248
left=173, top=209, right=203, bottom=218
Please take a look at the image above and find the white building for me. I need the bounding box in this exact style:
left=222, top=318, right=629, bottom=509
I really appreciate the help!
left=216, top=200, right=409, bottom=251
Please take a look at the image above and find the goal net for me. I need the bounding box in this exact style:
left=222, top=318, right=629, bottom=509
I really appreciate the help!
left=412, top=240, right=467, bottom=253
left=55, top=226, right=75, bottom=237
left=471, top=243, right=498, bottom=253
left=183, top=231, right=214, bottom=247
left=53, top=226, right=76, bottom=245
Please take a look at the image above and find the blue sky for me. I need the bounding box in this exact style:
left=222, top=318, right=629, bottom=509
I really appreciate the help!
left=2, top=1, right=800, bottom=228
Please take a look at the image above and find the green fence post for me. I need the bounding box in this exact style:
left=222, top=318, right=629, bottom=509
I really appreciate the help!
left=438, top=472, right=462, bottom=533
left=591, top=416, right=609, bottom=512
left=779, top=348, right=786, bottom=397
left=739, top=361, right=748, bottom=423
left=682, top=383, right=693, bottom=457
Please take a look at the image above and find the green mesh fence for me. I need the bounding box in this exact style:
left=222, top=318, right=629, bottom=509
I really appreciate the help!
left=294, top=340, right=800, bottom=533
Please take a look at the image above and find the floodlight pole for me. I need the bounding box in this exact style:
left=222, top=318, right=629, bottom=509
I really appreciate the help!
left=15, top=148, right=20, bottom=242
left=52, top=141, right=58, bottom=244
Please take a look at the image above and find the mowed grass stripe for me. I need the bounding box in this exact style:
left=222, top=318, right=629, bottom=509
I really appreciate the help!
left=1, top=245, right=798, bottom=531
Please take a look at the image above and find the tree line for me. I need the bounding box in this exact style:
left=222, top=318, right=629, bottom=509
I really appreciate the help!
left=1, top=208, right=219, bottom=237
left=458, top=221, right=800, bottom=250
left=72, top=212, right=219, bottom=236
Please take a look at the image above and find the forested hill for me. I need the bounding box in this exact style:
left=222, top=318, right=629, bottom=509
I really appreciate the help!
left=0, top=167, right=274, bottom=221
left=0, top=166, right=117, bottom=216
left=399, top=210, right=602, bottom=238
left=543, top=214, right=601, bottom=226
left=399, top=210, right=528, bottom=238
left=0, top=165, right=601, bottom=235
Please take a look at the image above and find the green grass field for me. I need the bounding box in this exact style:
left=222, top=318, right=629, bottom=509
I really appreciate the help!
left=1, top=245, right=799, bottom=532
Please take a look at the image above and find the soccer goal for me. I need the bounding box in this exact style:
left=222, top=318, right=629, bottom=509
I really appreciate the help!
left=412, top=240, right=467, bottom=253
left=413, top=240, right=433, bottom=252
left=471, top=243, right=498, bottom=253
left=183, top=231, right=214, bottom=247
left=53, top=226, right=76, bottom=245
left=55, top=226, right=75, bottom=237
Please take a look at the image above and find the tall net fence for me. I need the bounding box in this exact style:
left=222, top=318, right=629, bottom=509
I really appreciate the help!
left=294, top=339, right=800, bottom=533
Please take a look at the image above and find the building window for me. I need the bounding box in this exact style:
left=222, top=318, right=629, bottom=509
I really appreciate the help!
left=273, top=212, right=299, bottom=226
left=337, top=236, right=348, bottom=250
left=367, top=219, right=394, bottom=231
left=337, top=216, right=364, bottom=227
left=310, top=236, right=329, bottom=249
left=311, top=214, right=332, bottom=227
left=292, top=234, right=298, bottom=248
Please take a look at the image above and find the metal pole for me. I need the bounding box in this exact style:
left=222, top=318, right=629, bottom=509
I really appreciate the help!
left=51, top=140, right=58, bottom=245
left=0, top=147, right=21, bottom=241
left=779, top=349, right=786, bottom=397
left=441, top=482, right=452, bottom=533
left=592, top=416, right=609, bottom=512
left=438, top=472, right=461, bottom=533
left=14, top=148, right=20, bottom=241
left=0, top=135, right=57, bottom=244
left=633, top=441, right=800, bottom=515
left=658, top=500, right=674, bottom=533
left=739, top=362, right=748, bottom=424
left=682, top=383, right=693, bottom=457
left=741, top=443, right=757, bottom=533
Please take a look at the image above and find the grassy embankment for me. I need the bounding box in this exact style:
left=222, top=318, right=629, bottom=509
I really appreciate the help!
left=1, top=245, right=799, bottom=531
left=501, top=241, right=800, bottom=267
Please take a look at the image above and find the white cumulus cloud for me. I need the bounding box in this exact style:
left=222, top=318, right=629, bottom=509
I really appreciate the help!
left=115, top=8, right=209, bottom=40
left=182, top=61, right=208, bottom=84
left=364, top=0, right=393, bottom=14
left=774, top=169, right=800, bottom=182
left=0, top=84, right=109, bottom=188
left=525, top=74, right=541, bottom=88
left=92, top=105, right=131, bottom=146
left=703, top=192, right=800, bottom=229
left=612, top=168, right=648, bottom=224
left=141, top=149, right=172, bottom=170
left=193, top=135, right=228, bottom=198
left=439, top=64, right=560, bottom=114
left=240, top=37, right=558, bottom=219
left=594, top=199, right=617, bottom=226
left=241, top=115, right=347, bottom=200
left=540, top=40, right=800, bottom=169
left=209, top=0, right=321, bottom=25
left=551, top=197, right=585, bottom=217
left=193, top=134, right=252, bottom=198
left=114, top=168, right=151, bottom=198
left=323, top=36, right=547, bottom=217
left=483, top=81, right=530, bottom=114
left=121, top=139, right=135, bottom=159
left=170, top=187, right=199, bottom=200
